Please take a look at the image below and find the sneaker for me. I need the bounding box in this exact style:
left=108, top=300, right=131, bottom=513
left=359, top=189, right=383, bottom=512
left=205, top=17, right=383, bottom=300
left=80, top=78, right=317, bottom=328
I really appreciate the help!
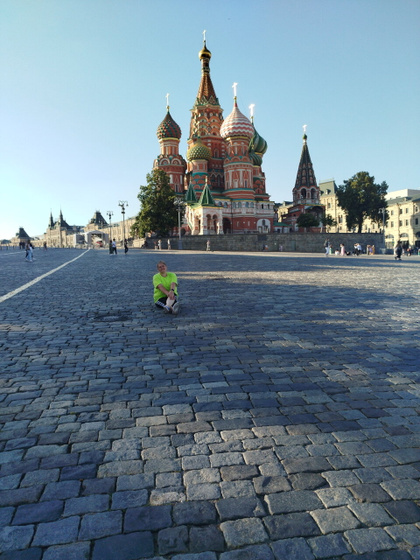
left=172, top=302, right=180, bottom=315
left=163, top=305, right=171, bottom=313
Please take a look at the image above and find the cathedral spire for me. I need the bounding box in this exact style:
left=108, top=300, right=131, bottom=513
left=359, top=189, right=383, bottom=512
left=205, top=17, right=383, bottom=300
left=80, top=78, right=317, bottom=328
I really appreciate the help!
left=195, top=34, right=219, bottom=106
left=293, top=126, right=320, bottom=203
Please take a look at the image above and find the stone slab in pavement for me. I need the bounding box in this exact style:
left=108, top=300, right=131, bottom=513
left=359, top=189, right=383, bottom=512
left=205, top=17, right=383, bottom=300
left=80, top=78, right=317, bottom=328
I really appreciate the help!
left=0, top=248, right=420, bottom=559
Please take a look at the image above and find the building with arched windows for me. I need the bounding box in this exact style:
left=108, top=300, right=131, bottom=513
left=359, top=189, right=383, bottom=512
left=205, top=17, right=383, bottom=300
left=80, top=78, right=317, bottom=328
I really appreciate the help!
left=153, top=39, right=274, bottom=235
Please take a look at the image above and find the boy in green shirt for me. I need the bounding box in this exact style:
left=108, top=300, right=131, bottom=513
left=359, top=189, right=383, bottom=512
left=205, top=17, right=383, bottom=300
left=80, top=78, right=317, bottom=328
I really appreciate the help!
left=153, top=261, right=180, bottom=314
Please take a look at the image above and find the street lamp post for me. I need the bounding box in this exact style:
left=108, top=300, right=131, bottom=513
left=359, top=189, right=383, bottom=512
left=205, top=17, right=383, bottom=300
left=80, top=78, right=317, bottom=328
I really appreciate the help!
left=106, top=211, right=113, bottom=245
left=379, top=207, right=386, bottom=233
left=174, top=198, right=185, bottom=250
left=118, top=201, right=128, bottom=245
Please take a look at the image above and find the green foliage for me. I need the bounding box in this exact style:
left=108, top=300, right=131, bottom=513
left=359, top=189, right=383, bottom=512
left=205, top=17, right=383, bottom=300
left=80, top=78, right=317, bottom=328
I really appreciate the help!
left=322, top=214, right=337, bottom=231
left=296, top=212, right=320, bottom=229
left=130, top=169, right=181, bottom=237
left=336, top=172, right=388, bottom=233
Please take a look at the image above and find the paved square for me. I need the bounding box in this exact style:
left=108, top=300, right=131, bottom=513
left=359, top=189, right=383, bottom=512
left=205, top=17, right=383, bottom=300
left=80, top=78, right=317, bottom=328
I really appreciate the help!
left=0, top=248, right=419, bottom=558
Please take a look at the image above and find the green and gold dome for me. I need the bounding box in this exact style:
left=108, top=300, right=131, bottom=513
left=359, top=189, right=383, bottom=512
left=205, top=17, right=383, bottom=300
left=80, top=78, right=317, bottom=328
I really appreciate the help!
left=186, top=138, right=212, bottom=161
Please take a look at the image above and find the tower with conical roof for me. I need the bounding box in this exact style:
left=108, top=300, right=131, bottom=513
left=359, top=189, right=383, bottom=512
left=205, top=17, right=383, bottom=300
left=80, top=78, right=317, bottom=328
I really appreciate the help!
left=293, top=127, right=321, bottom=206
left=154, top=98, right=187, bottom=194
left=187, top=36, right=225, bottom=197
left=281, top=127, right=324, bottom=230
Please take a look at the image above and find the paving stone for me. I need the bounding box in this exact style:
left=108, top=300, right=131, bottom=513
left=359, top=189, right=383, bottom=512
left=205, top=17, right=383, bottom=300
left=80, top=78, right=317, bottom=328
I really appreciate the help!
left=321, top=470, right=360, bottom=487
left=189, top=525, right=225, bottom=552
left=92, top=531, right=154, bottom=560
left=41, top=481, right=81, bottom=501
left=216, top=497, right=266, bottom=520
left=289, top=473, right=327, bottom=490
left=42, top=542, right=91, bottom=560
left=0, top=549, right=42, bottom=560
left=0, top=487, right=43, bottom=507
left=79, top=510, right=122, bottom=539
left=270, top=537, right=315, bottom=560
left=315, top=487, right=356, bottom=508
left=32, top=516, right=80, bottom=546
left=219, top=544, right=275, bottom=560
left=265, top=490, right=323, bottom=514
left=282, top=457, right=330, bottom=474
left=308, top=533, right=351, bottom=558
left=0, top=525, right=35, bottom=552
left=344, top=527, right=396, bottom=554
left=124, top=505, right=172, bottom=532
left=13, top=500, right=64, bottom=524
left=220, top=518, right=268, bottom=548
left=385, top=524, right=420, bottom=546
left=380, top=479, right=420, bottom=500
left=111, top=489, right=148, bottom=509
left=186, top=483, right=221, bottom=501
left=348, top=503, right=395, bottom=527
left=158, top=525, right=188, bottom=555
left=173, top=501, right=217, bottom=525
left=263, top=512, right=320, bottom=539
left=349, top=483, right=392, bottom=503
left=311, top=506, right=361, bottom=533
left=382, top=500, right=420, bottom=523
left=253, top=475, right=291, bottom=494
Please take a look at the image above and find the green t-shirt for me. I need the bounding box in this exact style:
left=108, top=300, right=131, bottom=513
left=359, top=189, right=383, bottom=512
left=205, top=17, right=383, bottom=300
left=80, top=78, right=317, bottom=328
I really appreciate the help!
left=153, top=272, right=178, bottom=302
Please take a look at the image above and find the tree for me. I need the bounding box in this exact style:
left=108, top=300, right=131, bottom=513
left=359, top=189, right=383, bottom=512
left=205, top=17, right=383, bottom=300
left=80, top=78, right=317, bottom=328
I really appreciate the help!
left=322, top=214, right=337, bottom=232
left=130, top=169, right=181, bottom=238
left=296, top=212, right=320, bottom=230
left=336, top=172, right=388, bottom=233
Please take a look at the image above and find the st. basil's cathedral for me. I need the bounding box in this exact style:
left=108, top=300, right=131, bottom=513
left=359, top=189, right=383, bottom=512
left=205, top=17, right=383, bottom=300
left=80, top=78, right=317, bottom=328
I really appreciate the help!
left=154, top=38, right=275, bottom=236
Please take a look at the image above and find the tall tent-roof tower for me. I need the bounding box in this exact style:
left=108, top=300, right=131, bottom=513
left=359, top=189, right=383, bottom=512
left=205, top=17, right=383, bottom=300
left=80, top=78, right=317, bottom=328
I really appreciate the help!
left=187, top=34, right=225, bottom=195
left=293, top=126, right=320, bottom=205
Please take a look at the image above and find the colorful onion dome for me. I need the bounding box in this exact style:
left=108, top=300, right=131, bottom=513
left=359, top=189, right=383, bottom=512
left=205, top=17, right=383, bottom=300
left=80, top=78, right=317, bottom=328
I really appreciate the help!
left=220, top=100, right=254, bottom=139
left=186, top=138, right=212, bottom=161
left=249, top=150, right=262, bottom=166
left=199, top=41, right=212, bottom=61
left=156, top=109, right=182, bottom=140
left=249, top=125, right=268, bottom=155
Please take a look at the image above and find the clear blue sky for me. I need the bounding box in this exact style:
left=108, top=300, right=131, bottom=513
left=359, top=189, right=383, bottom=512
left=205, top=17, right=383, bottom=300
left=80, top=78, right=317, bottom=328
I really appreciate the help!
left=1, top=0, right=419, bottom=240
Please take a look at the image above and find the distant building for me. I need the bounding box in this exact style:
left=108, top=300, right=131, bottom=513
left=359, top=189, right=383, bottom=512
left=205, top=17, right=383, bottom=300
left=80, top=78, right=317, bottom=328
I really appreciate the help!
left=277, top=130, right=324, bottom=230
left=45, top=211, right=82, bottom=247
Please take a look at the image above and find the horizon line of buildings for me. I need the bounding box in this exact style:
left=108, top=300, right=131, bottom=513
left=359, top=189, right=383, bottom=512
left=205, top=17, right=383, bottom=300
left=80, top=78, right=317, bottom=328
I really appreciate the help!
left=5, top=38, right=420, bottom=249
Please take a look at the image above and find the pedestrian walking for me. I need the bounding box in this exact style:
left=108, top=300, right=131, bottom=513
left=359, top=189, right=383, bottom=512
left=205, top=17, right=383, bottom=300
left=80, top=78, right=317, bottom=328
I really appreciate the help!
left=124, top=239, right=128, bottom=254
left=153, top=261, right=180, bottom=315
left=324, top=239, right=331, bottom=256
left=25, top=241, right=33, bottom=262
left=167, top=239, right=171, bottom=250
left=206, top=240, right=211, bottom=251
left=394, top=241, right=402, bottom=261
left=112, top=239, right=117, bottom=254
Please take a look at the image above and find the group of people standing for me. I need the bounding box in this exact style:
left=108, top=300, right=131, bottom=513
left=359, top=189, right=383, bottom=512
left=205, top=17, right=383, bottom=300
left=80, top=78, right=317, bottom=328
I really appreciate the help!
left=109, top=239, right=129, bottom=254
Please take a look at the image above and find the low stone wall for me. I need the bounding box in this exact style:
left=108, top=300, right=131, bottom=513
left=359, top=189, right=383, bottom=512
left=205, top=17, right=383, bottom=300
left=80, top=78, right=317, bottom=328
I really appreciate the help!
left=143, top=232, right=385, bottom=253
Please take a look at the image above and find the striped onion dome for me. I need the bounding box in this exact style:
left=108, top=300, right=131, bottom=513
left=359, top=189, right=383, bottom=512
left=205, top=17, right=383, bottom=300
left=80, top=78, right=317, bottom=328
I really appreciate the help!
left=186, top=138, right=212, bottom=161
left=249, top=150, right=263, bottom=166
left=249, top=125, right=267, bottom=155
left=156, top=109, right=181, bottom=140
left=220, top=100, right=254, bottom=139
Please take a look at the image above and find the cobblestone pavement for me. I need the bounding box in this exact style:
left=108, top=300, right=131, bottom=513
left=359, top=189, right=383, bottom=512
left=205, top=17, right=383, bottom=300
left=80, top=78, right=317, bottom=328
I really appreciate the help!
left=1, top=248, right=420, bottom=560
